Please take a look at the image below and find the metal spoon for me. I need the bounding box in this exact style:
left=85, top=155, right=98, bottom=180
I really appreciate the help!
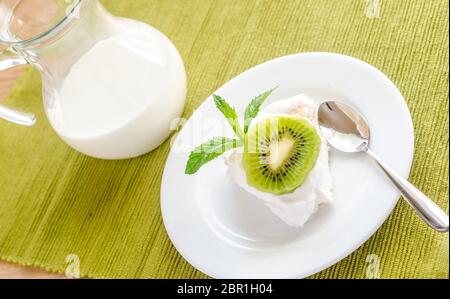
left=318, top=101, right=449, bottom=232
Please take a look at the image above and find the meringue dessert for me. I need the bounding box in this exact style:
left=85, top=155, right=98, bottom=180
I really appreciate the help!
left=185, top=89, right=333, bottom=228
left=224, top=95, right=333, bottom=227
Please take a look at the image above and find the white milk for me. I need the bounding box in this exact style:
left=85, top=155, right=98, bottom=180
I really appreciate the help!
left=46, top=23, right=186, bottom=159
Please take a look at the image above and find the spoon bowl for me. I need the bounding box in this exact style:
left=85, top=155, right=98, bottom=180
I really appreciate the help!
left=318, top=101, right=370, bottom=153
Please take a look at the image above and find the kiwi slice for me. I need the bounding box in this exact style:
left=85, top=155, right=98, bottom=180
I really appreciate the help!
left=242, top=115, right=321, bottom=195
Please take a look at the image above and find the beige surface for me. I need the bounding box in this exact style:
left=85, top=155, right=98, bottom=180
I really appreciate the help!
left=0, top=261, right=62, bottom=279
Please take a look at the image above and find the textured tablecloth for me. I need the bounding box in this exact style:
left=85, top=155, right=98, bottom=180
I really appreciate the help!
left=0, top=0, right=448, bottom=278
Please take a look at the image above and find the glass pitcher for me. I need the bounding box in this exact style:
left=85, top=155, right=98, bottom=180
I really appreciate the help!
left=0, top=0, right=186, bottom=159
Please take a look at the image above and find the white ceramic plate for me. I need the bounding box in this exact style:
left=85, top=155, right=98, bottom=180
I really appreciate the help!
left=161, top=52, right=414, bottom=278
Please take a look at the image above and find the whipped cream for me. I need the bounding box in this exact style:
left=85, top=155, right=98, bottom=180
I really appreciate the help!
left=224, top=94, right=333, bottom=227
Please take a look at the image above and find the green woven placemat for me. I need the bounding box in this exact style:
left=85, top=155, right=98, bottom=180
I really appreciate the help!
left=0, top=0, right=448, bottom=278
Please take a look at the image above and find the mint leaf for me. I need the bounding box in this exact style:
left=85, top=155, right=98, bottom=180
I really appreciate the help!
left=185, top=137, right=242, bottom=174
left=213, top=95, right=244, bottom=140
left=243, top=86, right=278, bottom=133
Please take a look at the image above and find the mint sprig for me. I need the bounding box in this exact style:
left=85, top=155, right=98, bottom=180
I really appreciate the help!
left=185, top=137, right=242, bottom=174
left=213, top=95, right=244, bottom=140
left=244, top=86, right=278, bottom=133
left=185, top=87, right=277, bottom=174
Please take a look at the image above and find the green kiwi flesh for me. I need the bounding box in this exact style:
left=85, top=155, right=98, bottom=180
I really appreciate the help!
left=242, top=115, right=321, bottom=195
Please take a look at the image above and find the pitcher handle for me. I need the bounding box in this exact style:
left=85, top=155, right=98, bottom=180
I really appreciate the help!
left=0, top=52, right=36, bottom=126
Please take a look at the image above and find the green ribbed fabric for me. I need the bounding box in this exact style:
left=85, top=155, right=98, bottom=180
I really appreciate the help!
left=0, top=0, right=448, bottom=278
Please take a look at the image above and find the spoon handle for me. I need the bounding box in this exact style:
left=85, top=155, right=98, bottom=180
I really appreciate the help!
left=366, top=149, right=449, bottom=232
